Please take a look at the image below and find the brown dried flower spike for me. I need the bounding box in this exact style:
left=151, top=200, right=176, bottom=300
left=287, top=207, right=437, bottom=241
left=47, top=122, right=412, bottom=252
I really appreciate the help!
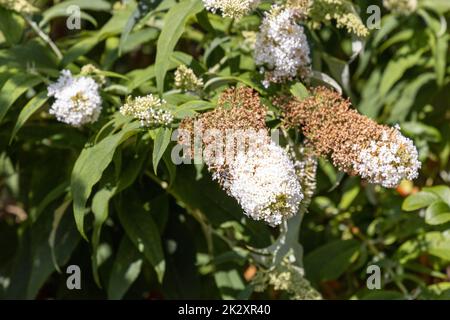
left=178, top=87, right=268, bottom=158
left=280, top=87, right=420, bottom=188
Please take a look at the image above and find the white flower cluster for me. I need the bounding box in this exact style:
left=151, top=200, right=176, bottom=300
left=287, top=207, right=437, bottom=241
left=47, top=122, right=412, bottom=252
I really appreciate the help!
left=217, top=140, right=303, bottom=226
left=202, top=0, right=260, bottom=19
left=120, top=94, right=173, bottom=127
left=174, top=65, right=204, bottom=91
left=47, top=70, right=102, bottom=127
left=0, top=0, right=38, bottom=14
left=383, top=0, right=417, bottom=15
left=254, top=5, right=311, bottom=88
left=354, top=127, right=421, bottom=188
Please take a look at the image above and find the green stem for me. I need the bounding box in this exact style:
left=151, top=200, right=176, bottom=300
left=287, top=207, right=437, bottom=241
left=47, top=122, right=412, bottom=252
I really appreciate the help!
left=25, top=16, right=63, bottom=61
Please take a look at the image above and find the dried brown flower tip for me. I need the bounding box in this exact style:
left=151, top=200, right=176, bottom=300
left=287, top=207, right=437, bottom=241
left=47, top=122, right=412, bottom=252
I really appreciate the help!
left=280, top=87, right=420, bottom=188
left=178, top=87, right=268, bottom=156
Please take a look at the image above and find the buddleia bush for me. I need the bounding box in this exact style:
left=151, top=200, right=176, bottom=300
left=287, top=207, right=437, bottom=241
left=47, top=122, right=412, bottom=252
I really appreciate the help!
left=0, top=0, right=449, bottom=300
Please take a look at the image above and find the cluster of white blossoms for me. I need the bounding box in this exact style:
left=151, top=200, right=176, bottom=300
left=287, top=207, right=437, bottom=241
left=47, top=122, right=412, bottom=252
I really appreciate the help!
left=120, top=94, right=173, bottom=127
left=174, top=65, right=204, bottom=91
left=254, top=5, right=311, bottom=88
left=354, top=127, right=421, bottom=188
left=218, top=140, right=303, bottom=226
left=383, top=0, right=418, bottom=15
left=0, top=0, right=38, bottom=14
left=47, top=70, right=102, bottom=127
left=202, top=0, right=260, bottom=20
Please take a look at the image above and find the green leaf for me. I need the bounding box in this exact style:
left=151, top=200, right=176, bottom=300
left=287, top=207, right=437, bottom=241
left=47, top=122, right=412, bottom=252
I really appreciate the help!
left=116, top=194, right=165, bottom=282
left=91, top=183, right=116, bottom=286
left=214, top=270, right=245, bottom=300
left=425, top=201, right=450, bottom=225
left=61, top=36, right=100, bottom=66
left=107, top=236, right=143, bottom=300
left=422, top=0, right=450, bottom=14
left=290, top=82, right=310, bottom=100
left=40, top=0, right=111, bottom=27
left=397, top=232, right=450, bottom=263
left=388, top=73, right=435, bottom=122
left=90, top=141, right=149, bottom=285
left=426, top=282, right=450, bottom=299
left=48, top=198, right=72, bottom=273
left=0, top=8, right=24, bottom=44
left=173, top=100, right=214, bottom=118
left=152, top=127, right=172, bottom=174
left=10, top=91, right=48, bottom=143
left=401, top=122, right=442, bottom=143
left=71, top=122, right=139, bottom=240
left=155, top=0, right=204, bottom=93
left=434, top=35, right=448, bottom=86
left=0, top=74, right=41, bottom=123
left=310, top=71, right=342, bottom=94
left=203, top=75, right=263, bottom=93
left=32, top=181, right=70, bottom=222
left=379, top=51, right=424, bottom=97
left=304, top=240, right=360, bottom=285
left=0, top=40, right=58, bottom=73
left=26, top=197, right=80, bottom=298
left=378, top=30, right=414, bottom=53
left=119, top=0, right=163, bottom=55
left=358, top=69, right=383, bottom=117
left=338, top=179, right=360, bottom=210
left=423, top=185, right=450, bottom=206
left=372, top=15, right=399, bottom=47
left=62, top=7, right=134, bottom=66
left=402, top=191, right=439, bottom=211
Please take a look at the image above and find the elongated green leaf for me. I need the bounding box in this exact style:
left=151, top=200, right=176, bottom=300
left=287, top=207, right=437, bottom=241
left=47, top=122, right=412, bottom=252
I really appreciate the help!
left=310, top=71, right=342, bottom=94
left=0, top=8, right=24, bottom=44
left=155, top=0, right=204, bottom=93
left=62, top=6, right=133, bottom=66
left=32, top=181, right=70, bottom=222
left=214, top=270, right=245, bottom=300
left=304, top=240, right=360, bottom=285
left=107, top=236, right=143, bottom=300
left=435, top=35, right=448, bottom=86
left=48, top=198, right=72, bottom=273
left=379, top=51, right=424, bottom=96
left=388, top=73, right=435, bottom=122
left=401, top=122, right=442, bottom=143
left=26, top=198, right=80, bottom=298
left=10, top=91, right=48, bottom=143
left=40, top=0, right=111, bottom=27
left=422, top=0, right=450, bottom=14
left=173, top=100, right=214, bottom=118
left=203, top=75, right=263, bottom=93
left=152, top=127, right=172, bottom=174
left=90, top=141, right=149, bottom=286
left=91, top=183, right=116, bottom=286
left=372, top=15, right=399, bottom=47
left=0, top=75, right=41, bottom=122
left=117, top=194, right=165, bottom=282
left=71, top=122, right=140, bottom=239
left=119, top=0, right=163, bottom=55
